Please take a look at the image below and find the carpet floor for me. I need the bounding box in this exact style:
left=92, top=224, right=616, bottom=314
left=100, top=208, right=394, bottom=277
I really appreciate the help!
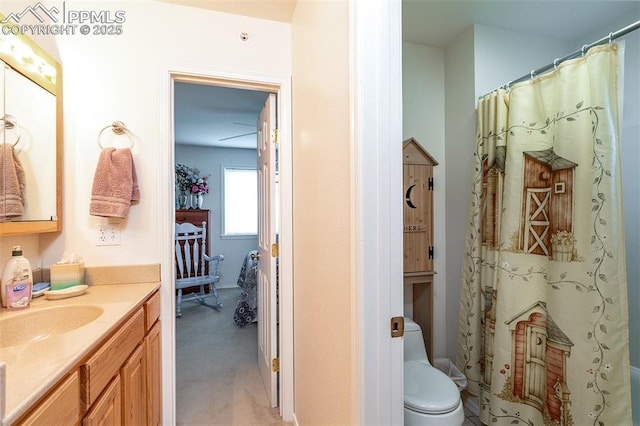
left=176, top=287, right=288, bottom=426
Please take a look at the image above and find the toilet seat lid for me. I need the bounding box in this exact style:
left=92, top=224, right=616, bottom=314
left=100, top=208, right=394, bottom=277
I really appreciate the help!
left=404, top=361, right=461, bottom=414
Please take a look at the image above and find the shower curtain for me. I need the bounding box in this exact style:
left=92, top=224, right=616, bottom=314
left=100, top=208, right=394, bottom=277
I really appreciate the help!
left=457, top=43, right=631, bottom=426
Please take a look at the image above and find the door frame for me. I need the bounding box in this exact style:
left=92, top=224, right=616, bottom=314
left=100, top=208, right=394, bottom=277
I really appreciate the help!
left=158, top=65, right=293, bottom=424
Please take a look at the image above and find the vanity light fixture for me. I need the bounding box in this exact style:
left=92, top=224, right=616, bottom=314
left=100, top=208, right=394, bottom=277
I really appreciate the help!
left=0, top=16, right=58, bottom=93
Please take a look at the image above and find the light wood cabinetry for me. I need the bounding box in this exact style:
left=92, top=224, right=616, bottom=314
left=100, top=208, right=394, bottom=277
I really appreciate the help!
left=403, top=137, right=438, bottom=361
left=81, top=309, right=144, bottom=408
left=18, top=371, right=81, bottom=426
left=83, top=377, right=121, bottom=426
left=145, top=321, right=162, bottom=426
left=121, top=344, right=147, bottom=425
left=15, top=290, right=161, bottom=426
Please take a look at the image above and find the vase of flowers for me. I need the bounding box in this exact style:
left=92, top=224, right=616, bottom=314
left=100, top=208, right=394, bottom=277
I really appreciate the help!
left=190, top=192, right=204, bottom=209
left=177, top=191, right=189, bottom=209
left=175, top=164, right=192, bottom=209
left=175, top=163, right=210, bottom=209
left=189, top=174, right=209, bottom=209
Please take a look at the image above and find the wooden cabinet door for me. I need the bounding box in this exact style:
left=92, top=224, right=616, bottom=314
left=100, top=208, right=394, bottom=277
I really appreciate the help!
left=83, top=376, right=121, bottom=426
left=18, top=371, right=81, bottom=426
left=81, top=309, right=144, bottom=409
left=121, top=344, right=147, bottom=426
left=145, top=321, right=162, bottom=426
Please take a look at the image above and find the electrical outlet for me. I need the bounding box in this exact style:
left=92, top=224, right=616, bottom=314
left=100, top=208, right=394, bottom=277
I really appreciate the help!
left=96, top=223, right=121, bottom=246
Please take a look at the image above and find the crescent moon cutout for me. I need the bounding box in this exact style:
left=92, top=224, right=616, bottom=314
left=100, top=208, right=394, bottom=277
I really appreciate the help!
left=405, top=184, right=417, bottom=209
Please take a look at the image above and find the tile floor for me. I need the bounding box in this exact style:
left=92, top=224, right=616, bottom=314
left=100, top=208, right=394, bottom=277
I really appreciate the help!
left=462, top=391, right=481, bottom=425
left=463, top=406, right=481, bottom=425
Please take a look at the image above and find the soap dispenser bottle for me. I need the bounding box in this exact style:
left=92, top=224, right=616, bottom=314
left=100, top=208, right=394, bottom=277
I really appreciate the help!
left=1, top=246, right=33, bottom=310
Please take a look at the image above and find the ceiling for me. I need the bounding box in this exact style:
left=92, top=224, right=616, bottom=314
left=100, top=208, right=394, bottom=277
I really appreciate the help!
left=156, top=0, right=296, bottom=23
left=174, top=83, right=269, bottom=149
left=403, top=0, right=640, bottom=48
left=171, top=0, right=639, bottom=150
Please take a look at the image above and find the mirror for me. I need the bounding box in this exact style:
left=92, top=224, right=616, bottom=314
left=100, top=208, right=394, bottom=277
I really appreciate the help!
left=0, top=19, right=62, bottom=235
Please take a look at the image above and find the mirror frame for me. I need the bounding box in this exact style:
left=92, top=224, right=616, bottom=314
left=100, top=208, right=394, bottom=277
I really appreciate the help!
left=0, top=18, right=62, bottom=236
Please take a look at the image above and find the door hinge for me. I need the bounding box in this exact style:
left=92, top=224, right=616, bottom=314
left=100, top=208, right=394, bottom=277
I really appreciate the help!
left=428, top=246, right=434, bottom=259
left=271, top=243, right=279, bottom=257
left=271, top=129, right=279, bottom=144
left=428, top=177, right=434, bottom=191
left=272, top=357, right=280, bottom=372
left=390, top=316, right=404, bottom=338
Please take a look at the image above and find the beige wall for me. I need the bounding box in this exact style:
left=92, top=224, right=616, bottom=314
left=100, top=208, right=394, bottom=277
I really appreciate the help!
left=291, top=0, right=353, bottom=423
left=0, top=0, right=293, bottom=423
left=1, top=0, right=358, bottom=421
left=0, top=0, right=291, bottom=269
left=401, top=42, right=448, bottom=357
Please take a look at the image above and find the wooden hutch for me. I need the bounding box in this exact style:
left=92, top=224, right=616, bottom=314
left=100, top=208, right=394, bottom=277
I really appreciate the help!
left=403, top=137, right=437, bottom=361
left=175, top=209, right=211, bottom=290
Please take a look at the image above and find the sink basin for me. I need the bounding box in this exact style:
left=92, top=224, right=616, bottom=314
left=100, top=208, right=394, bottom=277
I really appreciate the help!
left=0, top=305, right=104, bottom=348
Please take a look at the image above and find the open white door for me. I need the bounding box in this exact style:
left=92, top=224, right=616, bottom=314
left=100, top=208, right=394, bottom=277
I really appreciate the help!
left=257, top=93, right=278, bottom=407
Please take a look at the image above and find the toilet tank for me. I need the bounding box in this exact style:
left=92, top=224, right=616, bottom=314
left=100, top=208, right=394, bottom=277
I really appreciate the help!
left=404, top=317, right=428, bottom=362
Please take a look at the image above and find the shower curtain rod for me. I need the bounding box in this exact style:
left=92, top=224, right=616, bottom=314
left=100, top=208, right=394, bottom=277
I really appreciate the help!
left=480, top=20, right=640, bottom=98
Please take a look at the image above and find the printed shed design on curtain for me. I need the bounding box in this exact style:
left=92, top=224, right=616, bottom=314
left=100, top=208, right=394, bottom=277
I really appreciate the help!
left=457, top=43, right=631, bottom=426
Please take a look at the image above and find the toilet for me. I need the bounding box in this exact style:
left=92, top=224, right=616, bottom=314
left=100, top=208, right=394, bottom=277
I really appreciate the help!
left=403, top=317, right=465, bottom=425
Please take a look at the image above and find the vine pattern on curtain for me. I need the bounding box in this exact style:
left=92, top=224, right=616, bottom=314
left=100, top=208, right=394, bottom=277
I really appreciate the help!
left=457, top=43, right=631, bottom=426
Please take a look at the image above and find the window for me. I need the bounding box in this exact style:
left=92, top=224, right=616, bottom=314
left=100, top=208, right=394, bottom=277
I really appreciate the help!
left=223, top=167, right=257, bottom=236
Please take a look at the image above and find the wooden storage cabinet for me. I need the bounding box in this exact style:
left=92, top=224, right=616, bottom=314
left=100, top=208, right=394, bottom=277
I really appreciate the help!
left=175, top=209, right=210, bottom=247
left=15, top=290, right=162, bottom=426
left=81, top=309, right=144, bottom=408
left=403, top=137, right=438, bottom=360
left=175, top=209, right=211, bottom=281
left=121, top=344, right=147, bottom=425
left=145, top=322, right=162, bottom=426
left=83, top=376, right=121, bottom=426
left=18, top=371, right=81, bottom=426
left=144, top=292, right=162, bottom=426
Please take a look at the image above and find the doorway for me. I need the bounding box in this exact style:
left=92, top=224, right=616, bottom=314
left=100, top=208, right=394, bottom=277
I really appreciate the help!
left=164, top=71, right=293, bottom=424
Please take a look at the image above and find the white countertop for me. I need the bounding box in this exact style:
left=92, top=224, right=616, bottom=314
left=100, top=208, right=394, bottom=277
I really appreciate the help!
left=0, top=282, right=160, bottom=425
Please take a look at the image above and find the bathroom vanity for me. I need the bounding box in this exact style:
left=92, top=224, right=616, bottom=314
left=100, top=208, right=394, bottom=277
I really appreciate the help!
left=0, top=270, right=161, bottom=426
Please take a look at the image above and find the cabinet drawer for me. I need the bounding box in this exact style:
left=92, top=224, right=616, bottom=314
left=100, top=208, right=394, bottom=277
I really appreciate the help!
left=80, top=308, right=144, bottom=408
left=175, top=209, right=207, bottom=222
left=144, top=291, right=160, bottom=332
left=18, top=370, right=80, bottom=426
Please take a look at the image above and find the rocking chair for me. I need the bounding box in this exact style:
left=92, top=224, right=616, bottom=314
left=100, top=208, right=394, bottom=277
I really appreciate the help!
left=174, top=221, right=224, bottom=317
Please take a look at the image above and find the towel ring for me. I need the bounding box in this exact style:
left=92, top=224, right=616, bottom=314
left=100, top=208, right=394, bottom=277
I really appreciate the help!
left=98, top=120, right=134, bottom=149
left=1, top=114, right=21, bottom=146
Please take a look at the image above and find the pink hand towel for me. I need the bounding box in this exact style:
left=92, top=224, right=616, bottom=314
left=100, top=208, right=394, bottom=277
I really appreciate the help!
left=0, top=143, right=26, bottom=218
left=90, top=147, right=140, bottom=218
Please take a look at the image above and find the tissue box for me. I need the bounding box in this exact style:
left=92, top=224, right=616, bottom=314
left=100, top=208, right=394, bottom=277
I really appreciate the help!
left=50, top=262, right=85, bottom=290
